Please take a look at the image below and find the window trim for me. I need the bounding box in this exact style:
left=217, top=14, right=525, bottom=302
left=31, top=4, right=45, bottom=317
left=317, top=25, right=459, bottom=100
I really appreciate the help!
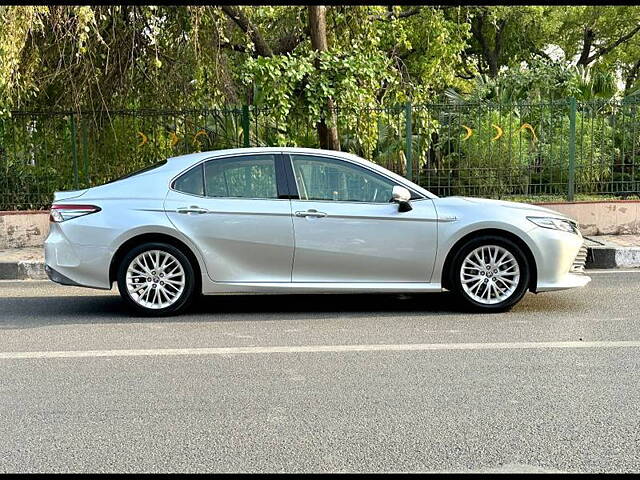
left=169, top=153, right=289, bottom=200
left=283, top=152, right=426, bottom=204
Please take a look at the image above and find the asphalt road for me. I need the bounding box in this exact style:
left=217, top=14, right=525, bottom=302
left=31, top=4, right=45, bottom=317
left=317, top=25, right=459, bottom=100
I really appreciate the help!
left=1, top=271, right=639, bottom=473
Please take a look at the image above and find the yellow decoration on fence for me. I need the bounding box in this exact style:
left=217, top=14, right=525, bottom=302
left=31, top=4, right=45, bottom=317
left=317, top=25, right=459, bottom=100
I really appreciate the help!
left=519, top=123, right=538, bottom=142
left=461, top=125, right=473, bottom=140
left=137, top=131, right=148, bottom=147
left=193, top=129, right=207, bottom=144
left=491, top=124, right=503, bottom=141
left=170, top=132, right=180, bottom=147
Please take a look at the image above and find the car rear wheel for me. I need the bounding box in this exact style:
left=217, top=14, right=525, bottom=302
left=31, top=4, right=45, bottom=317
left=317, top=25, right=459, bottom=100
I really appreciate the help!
left=117, top=242, right=196, bottom=316
left=450, top=235, right=530, bottom=312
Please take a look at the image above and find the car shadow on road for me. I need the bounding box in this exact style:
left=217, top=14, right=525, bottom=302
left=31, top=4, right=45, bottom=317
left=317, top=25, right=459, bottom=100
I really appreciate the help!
left=0, top=289, right=581, bottom=329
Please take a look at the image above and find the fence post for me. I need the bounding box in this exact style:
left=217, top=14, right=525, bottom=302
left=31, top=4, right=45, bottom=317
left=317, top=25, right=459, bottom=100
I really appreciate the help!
left=81, top=118, right=89, bottom=186
left=68, top=114, right=79, bottom=190
left=404, top=102, right=413, bottom=181
left=242, top=105, right=250, bottom=147
left=567, top=97, right=576, bottom=202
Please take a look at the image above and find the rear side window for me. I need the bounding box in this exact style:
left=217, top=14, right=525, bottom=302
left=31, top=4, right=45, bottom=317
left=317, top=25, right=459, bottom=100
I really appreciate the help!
left=204, top=155, right=278, bottom=199
left=173, top=164, right=204, bottom=196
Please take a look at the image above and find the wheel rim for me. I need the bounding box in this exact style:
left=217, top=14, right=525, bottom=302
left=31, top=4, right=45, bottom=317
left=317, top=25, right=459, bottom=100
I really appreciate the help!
left=460, top=245, right=520, bottom=305
left=125, top=250, right=185, bottom=310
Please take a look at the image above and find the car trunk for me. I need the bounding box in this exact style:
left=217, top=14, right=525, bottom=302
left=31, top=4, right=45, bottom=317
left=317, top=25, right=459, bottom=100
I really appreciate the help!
left=53, top=189, right=89, bottom=202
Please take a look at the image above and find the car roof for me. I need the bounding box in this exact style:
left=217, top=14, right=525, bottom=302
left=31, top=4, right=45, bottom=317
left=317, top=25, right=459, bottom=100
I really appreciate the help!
left=164, top=147, right=435, bottom=198
left=167, top=147, right=356, bottom=165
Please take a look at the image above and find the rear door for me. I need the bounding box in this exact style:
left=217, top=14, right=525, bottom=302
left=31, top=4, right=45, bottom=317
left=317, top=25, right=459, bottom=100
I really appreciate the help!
left=164, top=153, right=295, bottom=283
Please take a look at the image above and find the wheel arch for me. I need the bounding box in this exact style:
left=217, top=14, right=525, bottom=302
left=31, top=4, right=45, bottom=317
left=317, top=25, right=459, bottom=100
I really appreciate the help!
left=109, top=232, right=203, bottom=292
left=440, top=228, right=538, bottom=292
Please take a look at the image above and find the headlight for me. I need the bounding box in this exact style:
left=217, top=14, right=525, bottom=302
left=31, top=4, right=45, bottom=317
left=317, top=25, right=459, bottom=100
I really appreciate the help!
left=527, top=216, right=577, bottom=234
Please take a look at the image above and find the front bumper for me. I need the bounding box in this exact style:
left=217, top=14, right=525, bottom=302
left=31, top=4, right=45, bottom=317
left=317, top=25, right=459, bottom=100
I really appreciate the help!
left=527, top=226, right=591, bottom=292
left=536, top=272, right=591, bottom=292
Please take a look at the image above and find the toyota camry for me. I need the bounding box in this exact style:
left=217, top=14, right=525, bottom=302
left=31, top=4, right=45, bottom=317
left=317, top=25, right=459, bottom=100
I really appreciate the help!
left=44, top=147, right=590, bottom=315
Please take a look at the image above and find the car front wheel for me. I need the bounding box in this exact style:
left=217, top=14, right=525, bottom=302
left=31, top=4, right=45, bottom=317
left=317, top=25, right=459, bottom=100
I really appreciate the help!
left=117, top=242, right=196, bottom=316
left=450, top=235, right=530, bottom=312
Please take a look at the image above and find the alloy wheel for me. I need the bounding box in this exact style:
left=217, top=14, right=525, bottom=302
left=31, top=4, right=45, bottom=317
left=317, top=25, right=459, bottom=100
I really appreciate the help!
left=459, top=245, right=520, bottom=305
left=125, top=250, right=186, bottom=309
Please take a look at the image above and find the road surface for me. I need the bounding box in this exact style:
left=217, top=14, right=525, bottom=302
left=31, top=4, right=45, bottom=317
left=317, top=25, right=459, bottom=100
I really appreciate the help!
left=0, top=271, right=639, bottom=472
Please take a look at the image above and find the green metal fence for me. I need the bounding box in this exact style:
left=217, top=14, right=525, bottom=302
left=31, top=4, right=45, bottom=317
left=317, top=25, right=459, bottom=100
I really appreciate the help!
left=2, top=98, right=640, bottom=210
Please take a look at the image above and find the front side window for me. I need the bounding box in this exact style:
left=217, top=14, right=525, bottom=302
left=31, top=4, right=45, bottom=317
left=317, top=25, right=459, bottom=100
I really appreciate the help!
left=204, top=155, right=278, bottom=199
left=291, top=154, right=395, bottom=203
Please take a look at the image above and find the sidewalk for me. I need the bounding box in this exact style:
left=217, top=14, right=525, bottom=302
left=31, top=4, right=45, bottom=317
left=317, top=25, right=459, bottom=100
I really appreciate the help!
left=1, top=235, right=639, bottom=281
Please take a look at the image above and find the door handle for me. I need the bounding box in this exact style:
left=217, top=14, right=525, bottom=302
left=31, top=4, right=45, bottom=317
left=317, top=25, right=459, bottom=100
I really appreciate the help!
left=295, top=209, right=327, bottom=218
left=176, top=206, right=209, bottom=215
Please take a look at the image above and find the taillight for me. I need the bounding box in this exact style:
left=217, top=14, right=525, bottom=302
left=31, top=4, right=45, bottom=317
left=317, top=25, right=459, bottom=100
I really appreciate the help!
left=49, top=204, right=101, bottom=223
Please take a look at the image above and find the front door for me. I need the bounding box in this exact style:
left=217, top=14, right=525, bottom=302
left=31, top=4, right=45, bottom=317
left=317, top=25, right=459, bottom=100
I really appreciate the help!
left=164, top=153, right=294, bottom=283
left=287, top=153, right=438, bottom=283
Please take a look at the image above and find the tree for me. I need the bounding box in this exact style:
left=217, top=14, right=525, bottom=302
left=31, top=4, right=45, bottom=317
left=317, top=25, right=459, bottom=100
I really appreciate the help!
left=457, top=6, right=560, bottom=78
left=556, top=7, right=640, bottom=68
left=308, top=6, right=339, bottom=150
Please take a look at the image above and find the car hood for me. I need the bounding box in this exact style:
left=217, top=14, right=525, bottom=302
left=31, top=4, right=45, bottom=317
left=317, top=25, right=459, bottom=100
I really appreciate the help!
left=438, top=196, right=574, bottom=221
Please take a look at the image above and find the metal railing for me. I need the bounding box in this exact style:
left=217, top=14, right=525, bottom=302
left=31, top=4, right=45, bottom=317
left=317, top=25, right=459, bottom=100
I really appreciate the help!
left=1, top=98, right=640, bottom=210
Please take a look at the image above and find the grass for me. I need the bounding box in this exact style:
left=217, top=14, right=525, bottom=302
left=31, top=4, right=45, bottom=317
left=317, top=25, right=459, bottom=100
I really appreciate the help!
left=499, top=193, right=640, bottom=204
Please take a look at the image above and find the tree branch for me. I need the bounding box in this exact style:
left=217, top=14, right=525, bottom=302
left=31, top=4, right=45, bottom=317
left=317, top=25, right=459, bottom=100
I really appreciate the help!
left=220, top=5, right=273, bottom=57
left=585, top=23, right=640, bottom=64
left=273, top=32, right=306, bottom=55
left=369, top=6, right=422, bottom=21
left=218, top=41, right=249, bottom=54
left=533, top=49, right=552, bottom=61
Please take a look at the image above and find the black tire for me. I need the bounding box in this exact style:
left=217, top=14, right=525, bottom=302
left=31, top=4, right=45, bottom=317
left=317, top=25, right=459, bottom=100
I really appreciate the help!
left=117, top=242, right=197, bottom=316
left=449, top=235, right=530, bottom=313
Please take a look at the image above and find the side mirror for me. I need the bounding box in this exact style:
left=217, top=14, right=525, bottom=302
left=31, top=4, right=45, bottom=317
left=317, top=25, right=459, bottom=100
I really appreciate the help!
left=392, top=185, right=412, bottom=212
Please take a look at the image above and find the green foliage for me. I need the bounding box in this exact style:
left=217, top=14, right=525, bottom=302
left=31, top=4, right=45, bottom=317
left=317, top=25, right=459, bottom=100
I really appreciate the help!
left=2, top=6, right=640, bottom=208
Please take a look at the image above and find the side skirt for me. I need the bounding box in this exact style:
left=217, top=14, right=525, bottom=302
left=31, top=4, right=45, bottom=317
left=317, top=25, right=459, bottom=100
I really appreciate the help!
left=201, top=281, right=443, bottom=295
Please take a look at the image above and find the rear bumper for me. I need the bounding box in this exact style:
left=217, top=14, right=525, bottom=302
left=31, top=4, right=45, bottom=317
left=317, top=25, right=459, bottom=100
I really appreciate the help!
left=44, top=223, right=112, bottom=290
left=45, top=264, right=84, bottom=287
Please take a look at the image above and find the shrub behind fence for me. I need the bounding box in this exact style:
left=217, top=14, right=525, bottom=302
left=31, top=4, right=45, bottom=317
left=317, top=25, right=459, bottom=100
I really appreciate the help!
left=1, top=98, right=639, bottom=210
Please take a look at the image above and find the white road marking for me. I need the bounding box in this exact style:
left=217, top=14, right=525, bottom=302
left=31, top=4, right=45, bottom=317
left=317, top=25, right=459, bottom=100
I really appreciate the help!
left=587, top=269, right=640, bottom=274
left=1, top=340, right=640, bottom=360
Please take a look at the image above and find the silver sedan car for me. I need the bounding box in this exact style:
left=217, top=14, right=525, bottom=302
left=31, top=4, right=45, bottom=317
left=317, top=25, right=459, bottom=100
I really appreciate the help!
left=45, top=147, right=590, bottom=315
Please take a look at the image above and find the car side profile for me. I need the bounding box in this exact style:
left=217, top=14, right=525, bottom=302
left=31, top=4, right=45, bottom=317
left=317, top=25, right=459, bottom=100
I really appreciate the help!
left=44, top=147, right=590, bottom=315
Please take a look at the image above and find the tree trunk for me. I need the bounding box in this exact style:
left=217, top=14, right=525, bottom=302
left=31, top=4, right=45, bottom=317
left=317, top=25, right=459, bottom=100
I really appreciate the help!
left=625, top=58, right=640, bottom=92
left=577, top=27, right=595, bottom=67
left=470, top=13, right=500, bottom=78
left=308, top=5, right=340, bottom=150
left=486, top=51, right=499, bottom=78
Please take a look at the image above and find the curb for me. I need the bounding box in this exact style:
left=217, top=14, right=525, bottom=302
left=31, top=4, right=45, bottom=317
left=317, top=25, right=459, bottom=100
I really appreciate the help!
left=1, top=246, right=639, bottom=281
left=586, top=246, right=640, bottom=269
left=0, top=261, right=47, bottom=280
